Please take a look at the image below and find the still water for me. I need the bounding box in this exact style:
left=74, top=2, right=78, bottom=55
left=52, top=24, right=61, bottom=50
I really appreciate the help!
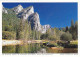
left=2, top=43, right=78, bottom=53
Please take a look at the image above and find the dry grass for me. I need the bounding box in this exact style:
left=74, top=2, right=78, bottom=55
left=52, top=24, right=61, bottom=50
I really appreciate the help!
left=2, top=40, right=23, bottom=46
left=70, top=40, right=78, bottom=45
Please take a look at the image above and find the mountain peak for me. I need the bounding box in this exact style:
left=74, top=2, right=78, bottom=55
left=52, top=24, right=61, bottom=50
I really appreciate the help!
left=41, top=24, right=51, bottom=33
left=13, top=4, right=23, bottom=14
left=2, top=5, right=51, bottom=33
left=17, top=6, right=34, bottom=20
left=31, top=12, right=39, bottom=16
left=24, top=6, right=34, bottom=14
left=27, top=6, right=33, bottom=9
left=2, top=5, right=8, bottom=14
left=17, top=4, right=22, bottom=7
left=34, top=12, right=38, bottom=15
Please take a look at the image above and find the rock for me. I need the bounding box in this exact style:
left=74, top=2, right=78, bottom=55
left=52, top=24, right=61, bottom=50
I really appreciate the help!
left=12, top=5, right=23, bottom=14
left=28, top=12, right=41, bottom=31
left=2, top=5, right=8, bottom=14
left=17, top=6, right=34, bottom=20
left=2, top=5, right=51, bottom=32
left=16, top=5, right=50, bottom=32
left=41, top=25, right=51, bottom=33
left=13, top=5, right=41, bottom=31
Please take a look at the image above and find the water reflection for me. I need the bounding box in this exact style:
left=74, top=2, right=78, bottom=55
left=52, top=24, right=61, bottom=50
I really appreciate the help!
left=2, top=43, right=41, bottom=53
left=37, top=48, right=46, bottom=53
left=46, top=48, right=77, bottom=53
left=2, top=43, right=78, bottom=53
left=2, top=45, right=16, bottom=53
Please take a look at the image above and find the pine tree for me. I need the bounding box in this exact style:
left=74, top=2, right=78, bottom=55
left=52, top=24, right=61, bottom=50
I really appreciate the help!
left=71, top=19, right=74, bottom=27
left=69, top=20, right=78, bottom=40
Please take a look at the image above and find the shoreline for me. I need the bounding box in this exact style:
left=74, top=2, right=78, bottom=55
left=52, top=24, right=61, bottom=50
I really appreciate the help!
left=2, top=40, right=48, bottom=46
left=2, top=40, right=23, bottom=46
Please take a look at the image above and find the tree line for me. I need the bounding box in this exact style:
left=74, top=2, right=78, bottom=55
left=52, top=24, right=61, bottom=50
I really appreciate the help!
left=2, top=9, right=41, bottom=40
left=2, top=9, right=78, bottom=41
left=40, top=20, right=78, bottom=41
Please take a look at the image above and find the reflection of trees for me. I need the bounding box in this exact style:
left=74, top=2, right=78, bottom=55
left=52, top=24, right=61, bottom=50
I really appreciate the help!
left=2, top=46, right=16, bottom=53
left=3, top=43, right=42, bottom=53
left=15, top=44, right=28, bottom=53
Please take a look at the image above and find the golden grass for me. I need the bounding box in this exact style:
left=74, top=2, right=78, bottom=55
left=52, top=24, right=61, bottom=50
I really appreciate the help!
left=70, top=40, right=78, bottom=45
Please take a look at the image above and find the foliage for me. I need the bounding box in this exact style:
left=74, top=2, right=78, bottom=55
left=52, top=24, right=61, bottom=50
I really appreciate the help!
left=2, top=9, right=78, bottom=41
left=69, top=20, right=78, bottom=40
left=70, top=40, right=78, bottom=45
left=2, top=31, right=16, bottom=40
left=2, top=25, right=14, bottom=31
left=2, top=45, right=16, bottom=53
left=40, top=34, right=47, bottom=40
left=60, top=32, right=72, bottom=41
left=40, top=28, right=60, bottom=41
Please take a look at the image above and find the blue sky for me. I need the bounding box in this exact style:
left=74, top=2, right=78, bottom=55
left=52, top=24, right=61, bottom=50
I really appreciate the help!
left=2, top=3, right=78, bottom=28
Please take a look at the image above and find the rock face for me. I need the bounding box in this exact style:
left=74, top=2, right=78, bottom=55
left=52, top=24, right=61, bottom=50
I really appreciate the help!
left=2, top=4, right=51, bottom=33
left=17, top=6, right=34, bottom=20
left=42, top=25, right=51, bottom=33
left=28, top=12, right=41, bottom=31
left=2, top=5, right=8, bottom=14
left=16, top=5, right=41, bottom=31
left=12, top=5, right=23, bottom=14
left=13, top=5, right=41, bottom=31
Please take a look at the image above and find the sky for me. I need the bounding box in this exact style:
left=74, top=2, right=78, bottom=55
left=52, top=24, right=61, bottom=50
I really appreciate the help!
left=2, top=3, right=78, bottom=28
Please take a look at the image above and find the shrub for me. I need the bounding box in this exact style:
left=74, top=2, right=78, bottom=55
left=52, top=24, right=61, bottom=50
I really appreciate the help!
left=48, top=35, right=59, bottom=41
left=2, top=25, right=13, bottom=31
left=40, top=34, right=47, bottom=40
left=60, top=32, right=72, bottom=41
left=2, top=31, right=16, bottom=40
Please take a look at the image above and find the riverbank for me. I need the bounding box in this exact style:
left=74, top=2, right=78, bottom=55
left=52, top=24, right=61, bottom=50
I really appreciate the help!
left=2, top=40, right=49, bottom=46
left=2, top=39, right=78, bottom=47
left=2, top=40, right=23, bottom=46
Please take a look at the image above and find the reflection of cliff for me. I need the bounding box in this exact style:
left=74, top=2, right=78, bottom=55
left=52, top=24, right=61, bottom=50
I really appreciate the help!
left=37, top=48, right=46, bottom=53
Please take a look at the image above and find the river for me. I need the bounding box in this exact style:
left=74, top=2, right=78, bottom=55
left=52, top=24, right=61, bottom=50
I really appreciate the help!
left=2, top=43, right=77, bottom=53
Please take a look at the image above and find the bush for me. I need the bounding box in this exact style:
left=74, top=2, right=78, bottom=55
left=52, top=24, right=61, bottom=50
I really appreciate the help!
left=2, top=31, right=16, bottom=40
left=60, top=32, right=72, bottom=41
left=48, top=35, right=59, bottom=41
left=2, top=25, right=13, bottom=31
left=40, top=34, right=47, bottom=40
left=70, top=40, right=78, bottom=45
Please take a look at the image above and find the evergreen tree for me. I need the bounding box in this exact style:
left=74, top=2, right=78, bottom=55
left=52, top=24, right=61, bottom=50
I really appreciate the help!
left=69, top=20, right=78, bottom=40
left=71, top=19, right=74, bottom=27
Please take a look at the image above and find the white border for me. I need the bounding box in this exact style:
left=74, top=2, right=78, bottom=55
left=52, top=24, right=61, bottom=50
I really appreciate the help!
left=0, top=0, right=80, bottom=57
